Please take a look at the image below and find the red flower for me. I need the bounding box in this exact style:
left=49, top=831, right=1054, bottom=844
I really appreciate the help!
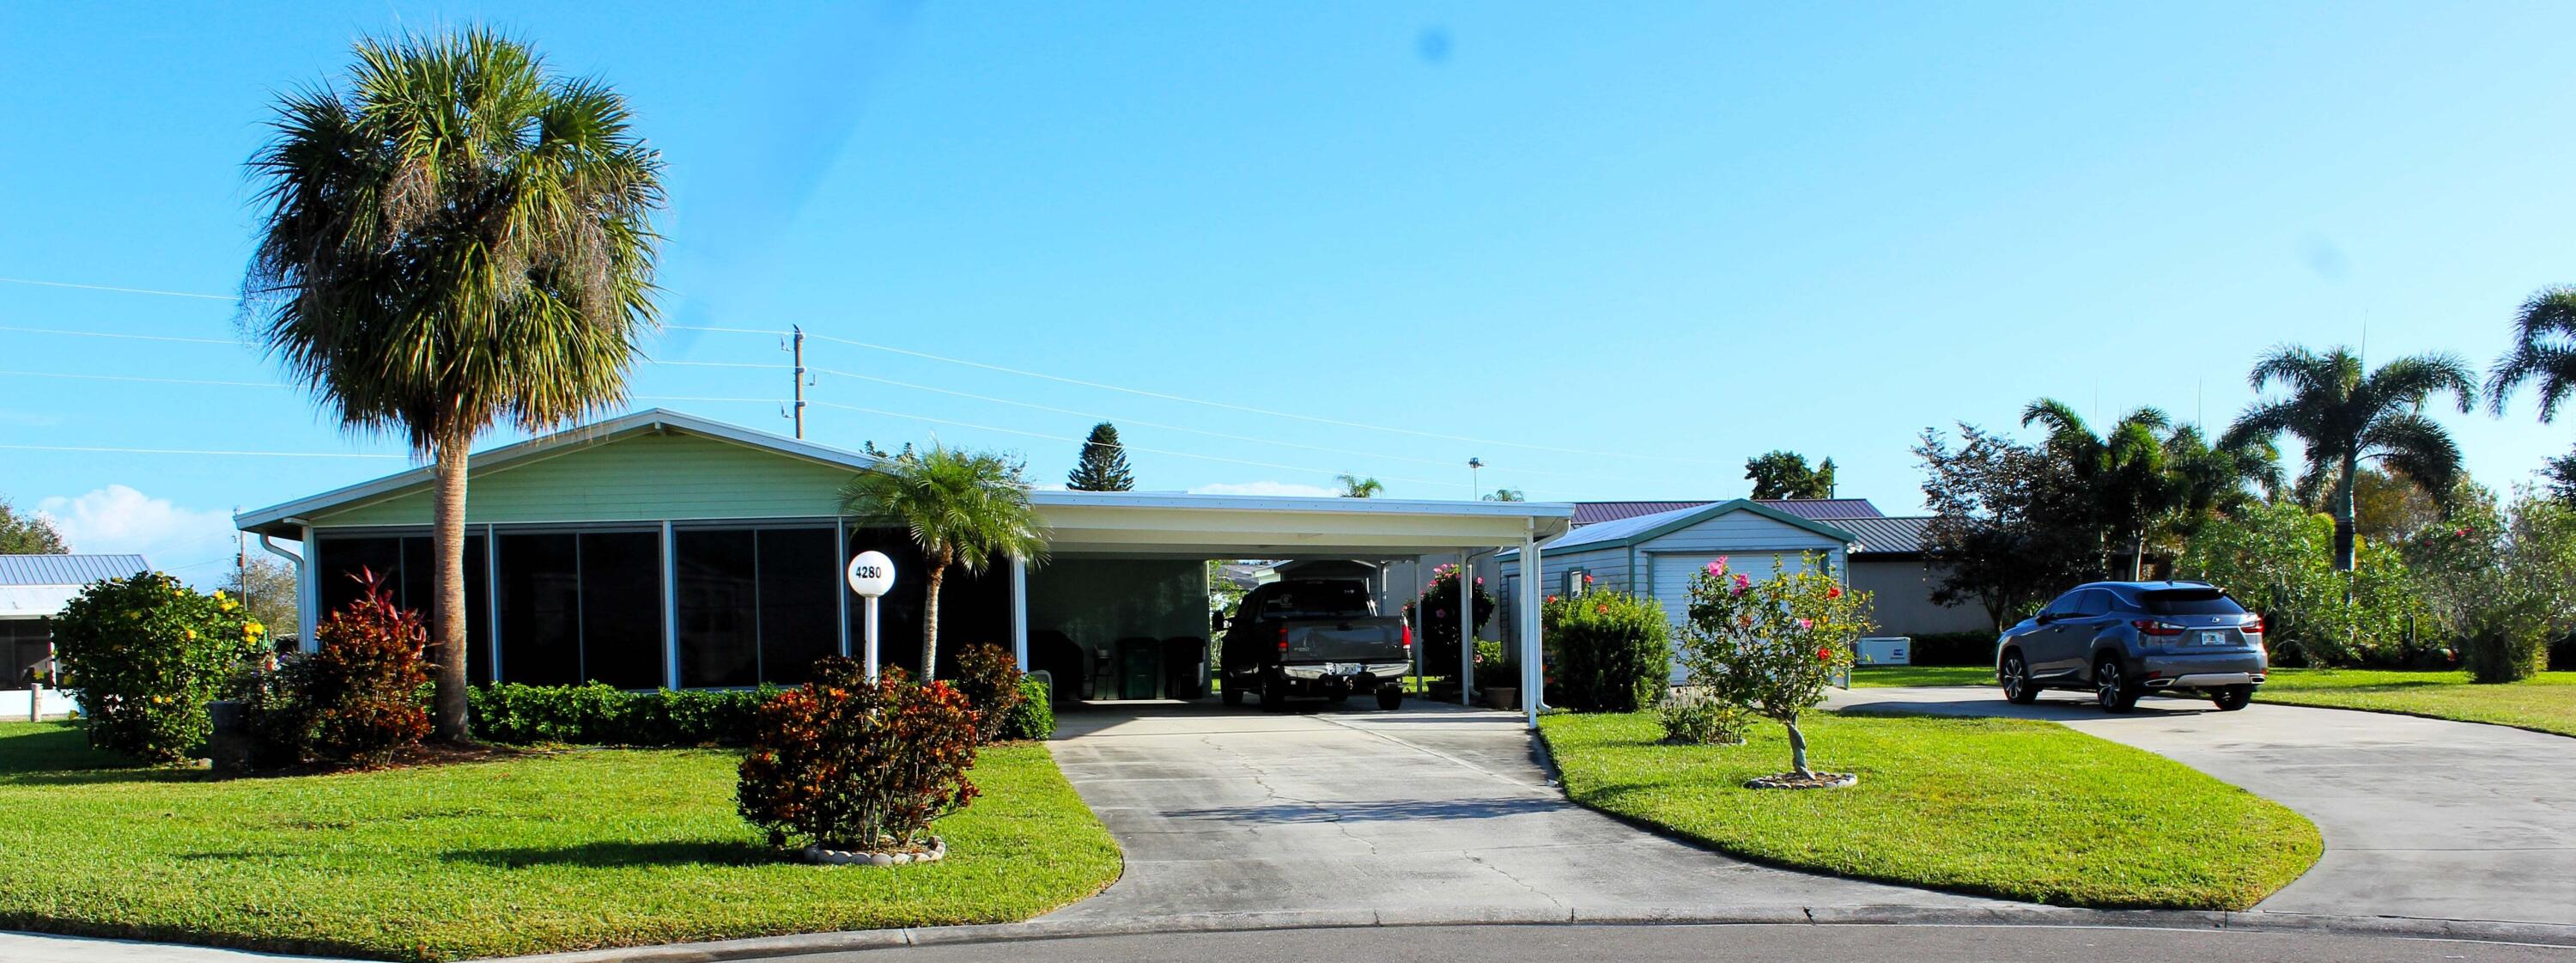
left=1815, top=647, right=1832, bottom=661
left=1826, top=586, right=1842, bottom=599
left=1595, top=603, right=1609, bottom=614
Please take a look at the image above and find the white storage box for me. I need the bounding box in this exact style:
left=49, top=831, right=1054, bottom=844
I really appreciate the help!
left=1856, top=637, right=1911, bottom=666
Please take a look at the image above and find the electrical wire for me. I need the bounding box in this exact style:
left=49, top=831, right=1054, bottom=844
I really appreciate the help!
left=0, top=369, right=284, bottom=388
left=805, top=399, right=1461, bottom=489
left=0, top=324, right=248, bottom=345
left=0, top=444, right=402, bottom=459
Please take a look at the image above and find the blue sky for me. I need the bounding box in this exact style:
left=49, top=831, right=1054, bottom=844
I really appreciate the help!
left=4, top=2, right=2575, bottom=583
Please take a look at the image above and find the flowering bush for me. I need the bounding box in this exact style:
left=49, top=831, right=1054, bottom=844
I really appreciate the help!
left=2405, top=489, right=2576, bottom=683
left=1675, top=554, right=1870, bottom=778
left=738, top=658, right=981, bottom=852
left=1406, top=563, right=1495, bottom=677
left=2174, top=502, right=2428, bottom=667
left=52, top=571, right=264, bottom=761
left=1544, top=590, right=1671, bottom=712
left=949, top=643, right=1024, bottom=745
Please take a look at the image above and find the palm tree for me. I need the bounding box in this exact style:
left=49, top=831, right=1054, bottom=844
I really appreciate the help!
left=246, top=30, right=663, bottom=740
left=2227, top=345, right=2476, bottom=570
left=2021, top=400, right=2182, bottom=579
left=2160, top=424, right=2281, bottom=533
left=2489, top=287, right=2576, bottom=495
left=1335, top=474, right=1386, bottom=498
left=837, top=447, right=1050, bottom=678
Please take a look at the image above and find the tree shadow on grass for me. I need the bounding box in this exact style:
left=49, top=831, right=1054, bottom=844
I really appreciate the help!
left=445, top=839, right=781, bottom=869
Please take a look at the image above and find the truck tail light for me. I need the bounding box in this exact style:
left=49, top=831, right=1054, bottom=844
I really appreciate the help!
left=2131, top=619, right=2185, bottom=637
left=1401, top=623, right=1413, bottom=651
left=1277, top=625, right=1290, bottom=654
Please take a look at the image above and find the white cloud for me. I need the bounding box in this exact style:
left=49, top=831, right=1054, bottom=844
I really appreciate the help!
left=36, top=485, right=239, bottom=586
left=1189, top=481, right=1340, bottom=498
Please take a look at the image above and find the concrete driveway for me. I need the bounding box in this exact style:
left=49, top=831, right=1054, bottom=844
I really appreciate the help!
left=1042, top=699, right=1996, bottom=923
left=1828, top=686, right=2576, bottom=927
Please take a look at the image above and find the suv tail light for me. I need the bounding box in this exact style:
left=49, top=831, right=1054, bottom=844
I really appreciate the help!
left=1277, top=625, right=1291, bottom=655
left=2130, top=619, right=2186, bottom=637
left=2245, top=615, right=2265, bottom=636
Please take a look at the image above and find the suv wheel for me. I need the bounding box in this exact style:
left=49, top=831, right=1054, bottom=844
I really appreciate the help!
left=2211, top=685, right=2253, bottom=711
left=2095, top=657, right=2140, bottom=714
left=1999, top=652, right=2038, bottom=704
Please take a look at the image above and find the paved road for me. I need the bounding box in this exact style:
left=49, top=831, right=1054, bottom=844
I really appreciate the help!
left=1041, top=698, right=1996, bottom=923
left=776, top=923, right=2576, bottom=962
left=1829, top=686, right=2576, bottom=927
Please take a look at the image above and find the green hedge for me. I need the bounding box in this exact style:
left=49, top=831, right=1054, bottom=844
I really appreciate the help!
left=998, top=676, right=1054, bottom=741
left=468, top=683, right=776, bottom=747
left=1906, top=631, right=2000, bottom=667
left=1545, top=590, right=1673, bottom=713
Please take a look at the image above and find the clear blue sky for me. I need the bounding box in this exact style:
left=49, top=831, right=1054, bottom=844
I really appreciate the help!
left=4, top=2, right=2574, bottom=583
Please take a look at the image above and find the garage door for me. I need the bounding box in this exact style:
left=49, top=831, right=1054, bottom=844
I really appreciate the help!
left=1646, top=552, right=1831, bottom=681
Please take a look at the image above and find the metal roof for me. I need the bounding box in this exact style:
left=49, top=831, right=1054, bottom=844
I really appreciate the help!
left=1517, top=499, right=1860, bottom=558
left=1571, top=501, right=1714, bottom=527
left=1571, top=498, right=1885, bottom=527
left=1831, top=516, right=1933, bottom=557
left=1754, top=498, right=1886, bottom=521
left=0, top=554, right=152, bottom=587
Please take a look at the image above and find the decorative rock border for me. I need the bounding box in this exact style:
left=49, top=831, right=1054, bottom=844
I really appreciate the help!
left=1744, top=771, right=1857, bottom=789
left=804, top=836, right=946, bottom=867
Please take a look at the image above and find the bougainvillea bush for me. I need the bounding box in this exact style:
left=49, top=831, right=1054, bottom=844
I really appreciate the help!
left=1406, top=563, right=1494, bottom=677
left=1675, top=554, right=1870, bottom=778
left=52, top=571, right=265, bottom=761
left=738, top=658, right=981, bottom=853
left=1545, top=589, right=1672, bottom=712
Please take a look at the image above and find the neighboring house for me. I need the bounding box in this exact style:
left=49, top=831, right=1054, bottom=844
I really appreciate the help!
left=1, top=552, right=149, bottom=718
left=1562, top=498, right=1984, bottom=639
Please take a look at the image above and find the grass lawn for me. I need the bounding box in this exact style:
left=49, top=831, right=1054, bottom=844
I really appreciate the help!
left=1540, top=710, right=2320, bottom=910
left=0, top=721, right=1121, bottom=962
left=1846, top=664, right=2576, bottom=738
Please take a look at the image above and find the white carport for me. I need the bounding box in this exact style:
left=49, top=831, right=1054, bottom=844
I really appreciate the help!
left=1024, top=491, right=1573, bottom=729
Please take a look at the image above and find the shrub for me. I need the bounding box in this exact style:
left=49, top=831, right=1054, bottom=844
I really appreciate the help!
left=2176, top=502, right=2430, bottom=667
left=738, top=659, right=981, bottom=851
left=950, top=643, right=1025, bottom=744
left=1545, top=590, right=1672, bottom=712
left=240, top=651, right=317, bottom=769
left=467, top=683, right=770, bottom=746
left=1657, top=689, right=1746, bottom=745
left=52, top=571, right=265, bottom=761
left=1406, top=563, right=1495, bottom=677
left=1677, top=554, right=1870, bottom=777
left=302, top=576, right=433, bottom=765
left=2407, top=488, right=2576, bottom=683
left=998, top=676, right=1054, bottom=741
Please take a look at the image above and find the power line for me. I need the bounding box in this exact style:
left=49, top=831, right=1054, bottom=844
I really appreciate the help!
left=805, top=399, right=1460, bottom=489
left=0, top=369, right=284, bottom=388
left=0, top=443, right=403, bottom=459
left=0, top=277, right=245, bottom=302
left=0, top=324, right=249, bottom=345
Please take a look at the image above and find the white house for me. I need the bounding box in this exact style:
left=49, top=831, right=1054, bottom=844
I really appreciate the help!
left=2, top=553, right=149, bottom=718
left=1495, top=500, right=1856, bottom=663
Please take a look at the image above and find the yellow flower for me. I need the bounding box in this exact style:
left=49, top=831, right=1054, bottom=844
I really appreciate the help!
left=213, top=590, right=228, bottom=600
left=184, top=629, right=197, bottom=641
left=245, top=622, right=265, bottom=637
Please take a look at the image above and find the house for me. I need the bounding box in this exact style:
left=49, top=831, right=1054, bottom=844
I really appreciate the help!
left=2, top=552, right=150, bottom=718
left=234, top=410, right=1577, bottom=726
left=1556, top=498, right=1985, bottom=638
left=1494, top=500, right=1859, bottom=660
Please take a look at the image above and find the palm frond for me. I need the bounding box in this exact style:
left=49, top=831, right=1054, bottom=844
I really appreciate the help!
left=2360, top=411, right=2465, bottom=505
left=2363, top=352, right=2477, bottom=415
left=2489, top=286, right=2576, bottom=421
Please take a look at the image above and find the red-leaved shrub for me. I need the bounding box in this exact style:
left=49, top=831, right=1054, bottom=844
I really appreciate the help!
left=737, top=658, right=981, bottom=852
left=304, top=573, right=433, bottom=765
left=949, top=643, right=1024, bottom=744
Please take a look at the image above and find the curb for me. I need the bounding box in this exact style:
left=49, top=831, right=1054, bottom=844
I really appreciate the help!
left=473, top=905, right=2576, bottom=961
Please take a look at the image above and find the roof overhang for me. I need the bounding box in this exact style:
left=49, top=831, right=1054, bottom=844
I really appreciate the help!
left=1031, top=491, right=1572, bottom=558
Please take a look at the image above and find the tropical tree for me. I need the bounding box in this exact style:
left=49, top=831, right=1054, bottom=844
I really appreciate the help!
left=1744, top=450, right=1836, bottom=500
left=2157, top=424, right=2281, bottom=542
left=1482, top=489, right=1526, bottom=502
left=1914, top=424, right=2097, bottom=628
left=1066, top=422, right=1135, bottom=491
left=837, top=446, right=1050, bottom=678
left=0, top=497, right=69, bottom=554
left=2021, top=400, right=2183, bottom=579
left=2488, top=287, right=2576, bottom=499
left=245, top=30, right=664, bottom=740
left=2227, top=345, right=2476, bottom=570
left=1335, top=474, right=1386, bottom=498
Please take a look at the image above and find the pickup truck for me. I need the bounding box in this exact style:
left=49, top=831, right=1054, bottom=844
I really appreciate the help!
left=1219, top=578, right=1413, bottom=710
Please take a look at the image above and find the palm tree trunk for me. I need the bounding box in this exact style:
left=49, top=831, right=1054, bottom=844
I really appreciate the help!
left=2333, top=453, right=2359, bottom=571
left=2130, top=531, right=2148, bottom=580
left=430, top=432, right=471, bottom=741
left=920, top=556, right=949, bottom=680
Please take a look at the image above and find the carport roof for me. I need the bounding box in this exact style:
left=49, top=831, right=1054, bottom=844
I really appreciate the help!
left=234, top=408, right=1573, bottom=558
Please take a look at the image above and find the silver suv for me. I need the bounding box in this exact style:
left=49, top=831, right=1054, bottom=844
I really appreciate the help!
left=1996, top=581, right=2268, bottom=713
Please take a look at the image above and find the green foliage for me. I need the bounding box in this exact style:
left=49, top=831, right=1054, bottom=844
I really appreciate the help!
left=1656, top=692, right=1747, bottom=745
left=2172, top=502, right=2430, bottom=667
left=252, top=576, right=434, bottom=766
left=219, top=557, right=301, bottom=649
left=949, top=643, right=1026, bottom=744
left=1334, top=473, right=1386, bottom=498
left=1744, top=449, right=1836, bottom=500
left=1481, top=489, right=1526, bottom=502
left=2405, top=489, right=2576, bottom=682
left=737, top=660, right=981, bottom=851
left=1915, top=424, right=2100, bottom=628
left=2228, top=344, right=2477, bottom=569
left=52, top=572, right=265, bottom=762
left=838, top=445, right=1051, bottom=678
left=1544, top=590, right=1672, bottom=712
left=1675, top=554, right=1871, bottom=776
left=1406, top=563, right=1494, bottom=677
left=998, top=676, right=1055, bottom=741
left=467, top=683, right=773, bottom=746
left=1066, top=422, right=1135, bottom=491
left=0, top=497, right=68, bottom=553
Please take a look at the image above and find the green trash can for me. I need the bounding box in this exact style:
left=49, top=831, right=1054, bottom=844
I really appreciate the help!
left=1118, top=637, right=1161, bottom=699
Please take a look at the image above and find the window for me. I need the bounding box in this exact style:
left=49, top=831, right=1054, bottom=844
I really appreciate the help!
left=497, top=533, right=581, bottom=686
left=756, top=528, right=837, bottom=684
left=3, top=619, right=53, bottom=684
left=2075, top=589, right=2116, bottom=617
left=313, top=533, right=489, bottom=683
left=579, top=532, right=666, bottom=689
left=677, top=527, right=839, bottom=687
left=2038, top=591, right=2083, bottom=619
left=2142, top=588, right=2245, bottom=616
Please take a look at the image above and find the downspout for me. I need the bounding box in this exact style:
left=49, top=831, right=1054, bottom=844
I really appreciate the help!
left=257, top=528, right=307, bottom=649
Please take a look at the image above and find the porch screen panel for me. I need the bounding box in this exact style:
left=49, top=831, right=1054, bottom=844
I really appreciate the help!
left=579, top=531, right=665, bottom=689
left=677, top=529, right=759, bottom=688
left=755, top=527, right=836, bottom=684
left=497, top=533, right=581, bottom=686
left=313, top=534, right=488, bottom=681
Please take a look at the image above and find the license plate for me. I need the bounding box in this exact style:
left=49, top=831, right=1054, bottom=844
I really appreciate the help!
left=2199, top=631, right=2230, bottom=647
left=1326, top=662, right=1357, bottom=675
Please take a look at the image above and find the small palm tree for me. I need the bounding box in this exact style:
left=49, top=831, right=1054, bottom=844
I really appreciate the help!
left=837, top=447, right=1049, bottom=678
left=1336, top=474, right=1386, bottom=498
left=246, top=30, right=663, bottom=739
left=2489, top=287, right=2576, bottom=494
left=2227, top=345, right=2476, bottom=570
left=2021, top=400, right=2181, bottom=579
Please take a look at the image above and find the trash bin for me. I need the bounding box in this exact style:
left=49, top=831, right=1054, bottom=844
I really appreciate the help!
left=1163, top=637, right=1207, bottom=699
left=1116, top=637, right=1161, bottom=700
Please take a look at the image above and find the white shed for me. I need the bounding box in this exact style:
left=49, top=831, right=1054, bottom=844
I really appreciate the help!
left=1496, top=500, right=1856, bottom=658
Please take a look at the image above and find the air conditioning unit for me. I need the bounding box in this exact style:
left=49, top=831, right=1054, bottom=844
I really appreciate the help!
left=1856, top=637, right=1911, bottom=666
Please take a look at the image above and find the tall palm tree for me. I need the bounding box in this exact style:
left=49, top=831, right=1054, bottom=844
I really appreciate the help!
left=837, top=447, right=1051, bottom=678
left=2489, top=287, right=2576, bottom=494
left=1335, top=474, right=1386, bottom=498
left=2160, top=424, right=2281, bottom=533
left=246, top=30, right=664, bottom=739
left=2227, top=345, right=2476, bottom=570
left=2022, top=400, right=2181, bottom=579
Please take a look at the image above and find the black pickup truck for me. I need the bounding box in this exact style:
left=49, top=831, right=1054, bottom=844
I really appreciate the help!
left=1219, top=578, right=1413, bottom=710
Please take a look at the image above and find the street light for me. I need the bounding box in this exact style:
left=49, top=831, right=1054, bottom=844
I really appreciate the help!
left=1468, top=457, right=1483, bottom=497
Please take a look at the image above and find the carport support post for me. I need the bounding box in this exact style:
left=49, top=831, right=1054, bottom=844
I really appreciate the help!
left=1520, top=530, right=1541, bottom=731
left=1457, top=551, right=1473, bottom=706
left=1010, top=553, right=1030, bottom=671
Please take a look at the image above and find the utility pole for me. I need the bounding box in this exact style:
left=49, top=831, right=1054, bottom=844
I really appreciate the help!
left=234, top=509, right=246, bottom=612
left=789, top=326, right=808, bottom=439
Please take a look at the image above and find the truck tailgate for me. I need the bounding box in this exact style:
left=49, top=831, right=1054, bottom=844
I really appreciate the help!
left=1283, top=619, right=1407, bottom=663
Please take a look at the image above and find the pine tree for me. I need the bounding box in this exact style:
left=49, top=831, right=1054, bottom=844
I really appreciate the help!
left=1067, top=422, right=1136, bottom=491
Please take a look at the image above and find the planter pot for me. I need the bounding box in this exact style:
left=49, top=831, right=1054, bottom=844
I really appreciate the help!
left=1482, top=687, right=1518, bottom=711
left=804, top=835, right=946, bottom=867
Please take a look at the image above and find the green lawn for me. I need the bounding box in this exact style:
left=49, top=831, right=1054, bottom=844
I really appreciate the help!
left=1540, top=710, right=2320, bottom=910
left=1846, top=664, right=2576, bottom=738
left=0, top=722, right=1121, bottom=961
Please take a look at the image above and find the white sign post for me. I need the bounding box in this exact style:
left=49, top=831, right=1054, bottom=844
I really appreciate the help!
left=845, top=551, right=897, bottom=681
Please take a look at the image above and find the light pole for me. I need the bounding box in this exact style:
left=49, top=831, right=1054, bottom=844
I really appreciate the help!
left=1468, top=457, right=1483, bottom=498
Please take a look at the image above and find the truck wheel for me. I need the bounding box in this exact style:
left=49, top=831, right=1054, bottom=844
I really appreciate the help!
left=1376, top=685, right=1404, bottom=710
left=1222, top=684, right=1243, bottom=707
left=1262, top=677, right=1292, bottom=712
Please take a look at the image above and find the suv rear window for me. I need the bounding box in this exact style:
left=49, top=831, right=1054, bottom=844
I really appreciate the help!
left=2142, top=588, right=2245, bottom=616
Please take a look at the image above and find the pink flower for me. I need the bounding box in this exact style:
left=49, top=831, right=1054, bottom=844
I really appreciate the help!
left=1797, top=618, right=1813, bottom=630
left=1583, top=574, right=1595, bottom=585
left=2457, top=527, right=2474, bottom=538
left=1705, top=562, right=1722, bottom=576
left=1474, top=576, right=1484, bottom=585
